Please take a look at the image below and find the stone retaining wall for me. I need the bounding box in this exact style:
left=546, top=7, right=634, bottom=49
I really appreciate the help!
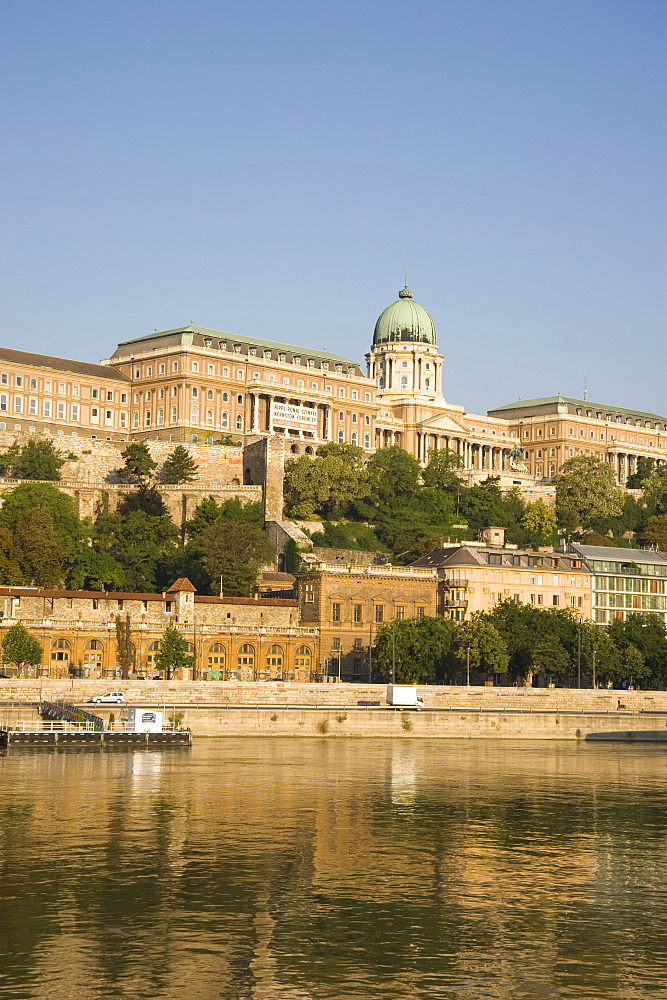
left=2, top=679, right=667, bottom=712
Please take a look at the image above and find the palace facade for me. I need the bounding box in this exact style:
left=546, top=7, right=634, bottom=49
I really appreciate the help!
left=0, top=284, right=664, bottom=485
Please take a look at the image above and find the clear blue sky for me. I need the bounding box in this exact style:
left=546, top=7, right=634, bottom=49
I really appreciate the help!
left=1, top=0, right=665, bottom=415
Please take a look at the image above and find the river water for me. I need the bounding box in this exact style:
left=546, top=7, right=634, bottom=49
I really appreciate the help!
left=0, top=739, right=665, bottom=999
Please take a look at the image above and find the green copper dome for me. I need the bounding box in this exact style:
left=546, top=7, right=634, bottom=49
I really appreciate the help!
left=373, top=286, right=437, bottom=346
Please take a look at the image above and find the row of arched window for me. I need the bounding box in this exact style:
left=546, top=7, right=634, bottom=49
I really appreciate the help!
left=49, top=638, right=313, bottom=670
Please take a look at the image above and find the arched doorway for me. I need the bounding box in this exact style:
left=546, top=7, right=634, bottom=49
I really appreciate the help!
left=237, top=643, right=255, bottom=681
left=207, top=642, right=225, bottom=679
left=266, top=644, right=283, bottom=679
left=84, top=639, right=104, bottom=676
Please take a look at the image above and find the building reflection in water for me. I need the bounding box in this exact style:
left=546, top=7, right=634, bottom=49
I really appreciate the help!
left=0, top=740, right=666, bottom=999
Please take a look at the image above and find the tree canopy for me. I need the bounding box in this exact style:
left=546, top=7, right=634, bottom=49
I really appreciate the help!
left=2, top=623, right=43, bottom=671
left=554, top=456, right=624, bottom=535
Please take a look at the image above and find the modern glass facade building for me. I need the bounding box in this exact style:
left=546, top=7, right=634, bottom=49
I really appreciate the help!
left=569, top=544, right=667, bottom=624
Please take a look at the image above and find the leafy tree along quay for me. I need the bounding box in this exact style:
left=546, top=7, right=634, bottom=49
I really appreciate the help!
left=2, top=623, right=43, bottom=672
left=155, top=624, right=194, bottom=680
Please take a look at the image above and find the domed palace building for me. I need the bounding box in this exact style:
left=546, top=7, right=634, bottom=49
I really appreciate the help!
left=0, top=283, right=663, bottom=485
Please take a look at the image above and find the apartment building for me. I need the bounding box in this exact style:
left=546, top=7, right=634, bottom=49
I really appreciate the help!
left=411, top=528, right=591, bottom=622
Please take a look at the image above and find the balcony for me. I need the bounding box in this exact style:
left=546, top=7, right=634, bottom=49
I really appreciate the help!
left=443, top=579, right=469, bottom=590
left=443, top=599, right=468, bottom=609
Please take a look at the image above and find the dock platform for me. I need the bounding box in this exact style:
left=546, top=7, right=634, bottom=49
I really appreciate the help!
left=0, top=722, right=191, bottom=748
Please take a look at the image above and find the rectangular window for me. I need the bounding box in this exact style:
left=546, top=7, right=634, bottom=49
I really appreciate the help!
left=537, top=594, right=544, bottom=605
left=105, top=410, right=113, bottom=425
left=172, top=361, right=178, bottom=371
left=416, top=607, right=425, bottom=619
left=304, top=584, right=314, bottom=603
left=118, top=411, right=126, bottom=427
left=92, top=388, right=99, bottom=399
left=159, top=364, right=165, bottom=374
left=106, top=390, right=114, bottom=401
left=43, top=400, right=52, bottom=417
left=396, top=606, right=404, bottom=620
left=14, top=396, right=23, bottom=413
left=57, top=402, right=65, bottom=419
left=28, top=398, right=37, bottom=415
left=120, top=393, right=127, bottom=403
left=353, top=604, right=362, bottom=623
left=91, top=407, right=99, bottom=422
left=15, top=376, right=23, bottom=387
left=332, top=602, right=341, bottom=622
left=44, top=380, right=51, bottom=391
left=552, top=595, right=559, bottom=606
left=1, top=374, right=7, bottom=385
left=71, top=403, right=80, bottom=421
left=192, top=361, right=199, bottom=372
left=30, top=378, right=37, bottom=389
left=375, top=605, right=384, bottom=623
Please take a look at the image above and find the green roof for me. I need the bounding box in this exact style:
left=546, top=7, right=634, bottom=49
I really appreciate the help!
left=115, top=325, right=359, bottom=367
left=488, top=395, right=667, bottom=424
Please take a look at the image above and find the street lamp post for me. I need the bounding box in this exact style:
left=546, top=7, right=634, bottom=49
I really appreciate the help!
left=592, top=648, right=596, bottom=689
left=577, top=627, right=581, bottom=689
left=466, top=645, right=470, bottom=688
left=391, top=619, right=396, bottom=684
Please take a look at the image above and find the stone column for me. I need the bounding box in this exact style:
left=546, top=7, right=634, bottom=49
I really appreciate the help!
left=251, top=393, right=259, bottom=432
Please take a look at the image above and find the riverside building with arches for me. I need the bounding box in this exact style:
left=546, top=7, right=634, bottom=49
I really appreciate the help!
left=0, top=579, right=318, bottom=681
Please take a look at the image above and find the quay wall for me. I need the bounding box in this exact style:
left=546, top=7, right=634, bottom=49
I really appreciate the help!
left=2, top=681, right=667, bottom=740
left=2, top=680, right=667, bottom=713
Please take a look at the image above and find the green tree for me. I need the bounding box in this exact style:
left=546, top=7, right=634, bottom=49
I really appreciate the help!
left=626, top=457, right=655, bottom=489
left=623, top=644, right=649, bottom=687
left=154, top=623, right=194, bottom=681
left=0, top=528, right=22, bottom=585
left=642, top=467, right=667, bottom=517
left=363, top=447, right=421, bottom=513
left=117, top=485, right=170, bottom=518
left=14, top=508, right=68, bottom=587
left=115, top=614, right=134, bottom=680
left=12, top=439, right=65, bottom=481
left=1, top=623, right=43, bottom=673
left=102, top=510, right=180, bottom=592
left=0, top=483, right=83, bottom=550
left=643, top=514, right=667, bottom=552
left=521, top=500, right=558, bottom=546
left=0, top=440, right=21, bottom=476
left=608, top=612, right=667, bottom=687
left=285, top=451, right=369, bottom=520
left=309, top=521, right=383, bottom=552
left=116, top=442, right=157, bottom=482
left=373, top=616, right=457, bottom=683
left=532, top=635, right=571, bottom=684
left=455, top=617, right=509, bottom=681
left=161, top=445, right=199, bottom=484
left=421, top=448, right=465, bottom=490
left=200, top=523, right=274, bottom=597
left=554, top=456, right=624, bottom=534
left=67, top=547, right=127, bottom=592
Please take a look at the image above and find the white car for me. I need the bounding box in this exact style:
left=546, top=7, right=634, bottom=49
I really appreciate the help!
left=91, top=691, right=125, bottom=704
